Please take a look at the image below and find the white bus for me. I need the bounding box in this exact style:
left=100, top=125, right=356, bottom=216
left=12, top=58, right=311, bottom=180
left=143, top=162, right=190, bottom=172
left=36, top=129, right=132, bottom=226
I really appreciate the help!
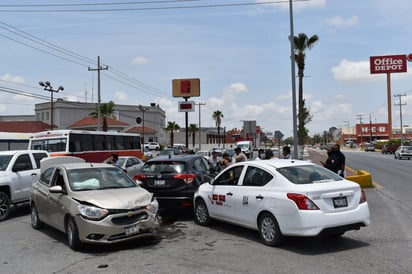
left=0, top=132, right=31, bottom=151
left=28, top=130, right=143, bottom=162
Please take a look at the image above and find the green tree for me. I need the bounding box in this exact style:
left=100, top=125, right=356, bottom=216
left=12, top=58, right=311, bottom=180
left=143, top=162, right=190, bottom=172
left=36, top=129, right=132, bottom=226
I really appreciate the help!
left=188, top=123, right=198, bottom=149
left=291, top=33, right=319, bottom=147
left=89, top=100, right=115, bottom=132
left=164, top=121, right=180, bottom=147
left=212, top=110, right=224, bottom=146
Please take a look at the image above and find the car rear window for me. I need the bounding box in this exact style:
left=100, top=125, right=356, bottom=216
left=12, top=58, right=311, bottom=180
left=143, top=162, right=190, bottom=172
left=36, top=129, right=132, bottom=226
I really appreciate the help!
left=142, top=161, right=186, bottom=174
left=277, top=165, right=342, bottom=185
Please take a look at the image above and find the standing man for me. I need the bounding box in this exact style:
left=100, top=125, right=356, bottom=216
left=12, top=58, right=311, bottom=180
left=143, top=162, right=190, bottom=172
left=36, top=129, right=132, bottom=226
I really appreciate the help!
left=234, top=147, right=247, bottom=163
left=283, top=146, right=292, bottom=159
left=334, top=144, right=346, bottom=177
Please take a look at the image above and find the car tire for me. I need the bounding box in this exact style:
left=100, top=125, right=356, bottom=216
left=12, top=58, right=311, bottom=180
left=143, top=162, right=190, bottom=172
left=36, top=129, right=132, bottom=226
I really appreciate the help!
left=194, top=199, right=211, bottom=226
left=0, top=192, right=11, bottom=222
left=67, top=217, right=82, bottom=250
left=258, top=212, right=284, bottom=247
left=30, top=204, right=44, bottom=229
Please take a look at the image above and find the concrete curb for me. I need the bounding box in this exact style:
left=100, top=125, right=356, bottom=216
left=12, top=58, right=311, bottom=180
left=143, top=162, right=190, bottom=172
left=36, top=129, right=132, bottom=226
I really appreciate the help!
left=345, top=170, right=373, bottom=188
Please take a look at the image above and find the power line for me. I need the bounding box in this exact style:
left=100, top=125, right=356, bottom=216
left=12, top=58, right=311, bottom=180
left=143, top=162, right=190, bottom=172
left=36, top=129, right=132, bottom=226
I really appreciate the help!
left=0, top=20, right=169, bottom=98
left=0, top=1, right=305, bottom=12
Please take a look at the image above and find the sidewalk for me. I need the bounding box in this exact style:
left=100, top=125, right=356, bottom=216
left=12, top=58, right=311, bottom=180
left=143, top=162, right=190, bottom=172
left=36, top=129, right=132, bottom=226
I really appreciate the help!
left=302, top=148, right=356, bottom=177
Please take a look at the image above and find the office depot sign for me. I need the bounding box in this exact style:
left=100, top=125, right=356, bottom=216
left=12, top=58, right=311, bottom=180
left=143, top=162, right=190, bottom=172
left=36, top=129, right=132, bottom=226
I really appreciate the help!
left=370, top=54, right=407, bottom=74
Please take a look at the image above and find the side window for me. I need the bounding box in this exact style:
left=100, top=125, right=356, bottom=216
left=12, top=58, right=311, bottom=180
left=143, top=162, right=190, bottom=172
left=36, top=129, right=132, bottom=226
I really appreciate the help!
left=33, top=153, right=48, bottom=168
left=243, top=166, right=273, bottom=187
left=13, top=154, right=33, bottom=171
left=52, top=169, right=66, bottom=192
left=193, top=158, right=208, bottom=172
left=40, top=167, right=55, bottom=186
left=214, top=166, right=244, bottom=186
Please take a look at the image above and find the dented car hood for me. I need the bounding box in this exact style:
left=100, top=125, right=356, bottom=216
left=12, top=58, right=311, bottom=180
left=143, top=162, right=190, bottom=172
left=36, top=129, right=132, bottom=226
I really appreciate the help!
left=71, top=187, right=153, bottom=209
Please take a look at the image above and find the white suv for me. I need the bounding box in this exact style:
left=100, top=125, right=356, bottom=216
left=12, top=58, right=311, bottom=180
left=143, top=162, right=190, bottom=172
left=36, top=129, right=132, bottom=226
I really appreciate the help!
left=144, top=142, right=160, bottom=150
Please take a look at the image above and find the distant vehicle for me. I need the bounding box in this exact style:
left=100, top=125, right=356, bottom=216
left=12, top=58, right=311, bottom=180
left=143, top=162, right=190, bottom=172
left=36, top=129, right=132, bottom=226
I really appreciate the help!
left=381, top=144, right=398, bottom=154
left=364, top=143, right=375, bottom=152
left=0, top=132, right=31, bottom=151
left=135, top=155, right=214, bottom=209
left=394, top=145, right=412, bottom=160
left=144, top=142, right=160, bottom=151
left=159, top=147, right=180, bottom=156
left=30, top=156, right=159, bottom=250
left=0, top=150, right=49, bottom=221
left=236, top=140, right=253, bottom=158
left=173, top=144, right=188, bottom=154
left=194, top=159, right=370, bottom=246
left=29, top=130, right=143, bottom=162
left=116, top=156, right=145, bottom=178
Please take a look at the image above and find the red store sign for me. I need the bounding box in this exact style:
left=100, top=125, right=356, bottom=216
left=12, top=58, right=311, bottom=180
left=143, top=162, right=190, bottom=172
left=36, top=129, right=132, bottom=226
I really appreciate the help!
left=370, top=54, right=407, bottom=74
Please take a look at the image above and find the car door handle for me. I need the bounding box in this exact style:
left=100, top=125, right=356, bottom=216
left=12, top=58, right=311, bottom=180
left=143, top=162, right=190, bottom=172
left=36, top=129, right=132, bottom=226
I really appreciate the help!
left=256, top=195, right=264, bottom=200
left=226, top=192, right=233, bottom=196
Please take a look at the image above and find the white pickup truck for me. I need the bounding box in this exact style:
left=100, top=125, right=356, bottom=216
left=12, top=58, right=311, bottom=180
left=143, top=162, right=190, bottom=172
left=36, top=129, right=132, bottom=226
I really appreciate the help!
left=0, top=150, right=49, bottom=221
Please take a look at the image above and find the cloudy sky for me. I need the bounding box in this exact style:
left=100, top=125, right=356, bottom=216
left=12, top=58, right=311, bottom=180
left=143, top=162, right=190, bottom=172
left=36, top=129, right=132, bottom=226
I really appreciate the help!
left=1, top=0, right=412, bottom=138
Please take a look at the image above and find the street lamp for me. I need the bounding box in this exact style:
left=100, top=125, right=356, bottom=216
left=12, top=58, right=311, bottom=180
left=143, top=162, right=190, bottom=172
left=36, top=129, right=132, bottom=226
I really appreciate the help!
left=39, top=81, right=64, bottom=131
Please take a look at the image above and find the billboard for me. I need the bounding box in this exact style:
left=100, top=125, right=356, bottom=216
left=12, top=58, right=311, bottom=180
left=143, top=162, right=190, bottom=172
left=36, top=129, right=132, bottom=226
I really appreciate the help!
left=172, top=78, right=200, bottom=97
left=370, top=54, right=407, bottom=74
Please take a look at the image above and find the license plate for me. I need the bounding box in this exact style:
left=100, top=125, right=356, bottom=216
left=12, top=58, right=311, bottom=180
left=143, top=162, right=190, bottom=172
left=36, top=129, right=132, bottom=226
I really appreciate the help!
left=154, top=180, right=165, bottom=186
left=333, top=197, right=348, bottom=208
left=125, top=225, right=140, bottom=236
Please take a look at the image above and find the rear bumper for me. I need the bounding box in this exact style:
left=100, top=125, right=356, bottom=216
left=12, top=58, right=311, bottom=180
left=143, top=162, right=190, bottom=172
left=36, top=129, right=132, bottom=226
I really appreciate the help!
left=276, top=202, right=370, bottom=237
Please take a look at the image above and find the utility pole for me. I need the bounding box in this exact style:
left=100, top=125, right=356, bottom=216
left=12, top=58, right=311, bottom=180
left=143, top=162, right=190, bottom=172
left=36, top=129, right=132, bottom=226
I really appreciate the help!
left=195, top=102, right=206, bottom=151
left=369, top=113, right=373, bottom=143
left=357, top=114, right=364, bottom=148
left=394, top=93, right=406, bottom=144
left=88, top=56, right=108, bottom=131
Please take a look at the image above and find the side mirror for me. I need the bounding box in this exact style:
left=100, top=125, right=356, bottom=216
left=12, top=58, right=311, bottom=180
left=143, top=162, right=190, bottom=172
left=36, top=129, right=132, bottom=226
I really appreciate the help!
left=49, top=185, right=64, bottom=194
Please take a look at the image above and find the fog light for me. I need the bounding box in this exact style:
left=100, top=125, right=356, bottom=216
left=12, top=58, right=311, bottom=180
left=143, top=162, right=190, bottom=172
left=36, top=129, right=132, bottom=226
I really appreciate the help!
left=87, top=234, right=104, bottom=240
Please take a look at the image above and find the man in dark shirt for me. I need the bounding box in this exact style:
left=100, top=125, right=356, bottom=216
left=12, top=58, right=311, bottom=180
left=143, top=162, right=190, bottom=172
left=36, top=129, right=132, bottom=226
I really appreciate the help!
left=333, top=144, right=346, bottom=177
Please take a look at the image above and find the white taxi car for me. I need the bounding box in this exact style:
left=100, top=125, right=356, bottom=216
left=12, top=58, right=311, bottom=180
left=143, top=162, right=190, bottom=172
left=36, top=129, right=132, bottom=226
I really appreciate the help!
left=193, top=159, right=370, bottom=246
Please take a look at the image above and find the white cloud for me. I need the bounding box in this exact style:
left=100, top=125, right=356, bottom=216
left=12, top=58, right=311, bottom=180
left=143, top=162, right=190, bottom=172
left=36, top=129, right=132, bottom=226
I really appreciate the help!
left=132, top=56, right=149, bottom=65
left=0, top=73, right=26, bottom=84
left=112, top=91, right=129, bottom=102
left=332, top=59, right=378, bottom=82
left=223, top=82, right=248, bottom=96
left=325, top=15, right=359, bottom=27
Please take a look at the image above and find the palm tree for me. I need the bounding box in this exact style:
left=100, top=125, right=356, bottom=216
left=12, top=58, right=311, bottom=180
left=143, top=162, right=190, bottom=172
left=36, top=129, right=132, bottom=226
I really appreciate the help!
left=212, top=110, right=224, bottom=146
left=89, top=100, right=115, bottom=132
left=292, top=33, right=319, bottom=147
left=164, top=121, right=180, bottom=147
left=188, top=123, right=198, bottom=149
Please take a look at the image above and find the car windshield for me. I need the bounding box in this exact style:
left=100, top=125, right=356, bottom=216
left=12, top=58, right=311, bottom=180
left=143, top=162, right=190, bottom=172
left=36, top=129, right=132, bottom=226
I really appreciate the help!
left=277, top=164, right=342, bottom=185
left=141, top=161, right=186, bottom=174
left=0, top=155, right=13, bottom=171
left=67, top=167, right=137, bottom=191
left=116, top=158, right=126, bottom=166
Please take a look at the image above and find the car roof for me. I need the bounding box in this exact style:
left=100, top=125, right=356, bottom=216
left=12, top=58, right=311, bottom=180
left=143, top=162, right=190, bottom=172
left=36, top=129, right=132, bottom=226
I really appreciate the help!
left=147, top=154, right=203, bottom=162
left=40, top=156, right=116, bottom=172
left=237, top=158, right=317, bottom=169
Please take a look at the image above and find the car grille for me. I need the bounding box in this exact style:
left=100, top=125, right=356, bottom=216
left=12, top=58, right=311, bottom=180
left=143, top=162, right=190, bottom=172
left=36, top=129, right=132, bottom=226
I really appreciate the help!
left=110, top=210, right=149, bottom=226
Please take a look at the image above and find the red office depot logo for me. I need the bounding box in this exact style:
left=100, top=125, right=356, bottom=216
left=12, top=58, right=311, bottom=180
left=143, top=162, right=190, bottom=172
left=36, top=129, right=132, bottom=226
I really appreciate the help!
left=370, top=54, right=407, bottom=74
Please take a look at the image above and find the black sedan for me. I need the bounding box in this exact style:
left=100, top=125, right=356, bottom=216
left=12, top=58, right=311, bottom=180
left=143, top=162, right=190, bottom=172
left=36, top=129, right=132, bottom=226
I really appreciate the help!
left=134, top=155, right=214, bottom=209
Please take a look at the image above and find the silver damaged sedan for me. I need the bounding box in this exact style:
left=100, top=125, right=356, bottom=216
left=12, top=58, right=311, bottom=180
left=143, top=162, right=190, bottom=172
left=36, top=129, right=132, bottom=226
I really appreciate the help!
left=30, top=156, right=159, bottom=250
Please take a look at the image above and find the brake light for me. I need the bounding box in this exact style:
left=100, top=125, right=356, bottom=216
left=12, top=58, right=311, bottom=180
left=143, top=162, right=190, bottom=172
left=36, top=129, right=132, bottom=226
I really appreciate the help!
left=173, top=173, right=196, bottom=184
left=287, top=193, right=319, bottom=210
left=134, top=174, right=147, bottom=180
left=359, top=189, right=367, bottom=204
